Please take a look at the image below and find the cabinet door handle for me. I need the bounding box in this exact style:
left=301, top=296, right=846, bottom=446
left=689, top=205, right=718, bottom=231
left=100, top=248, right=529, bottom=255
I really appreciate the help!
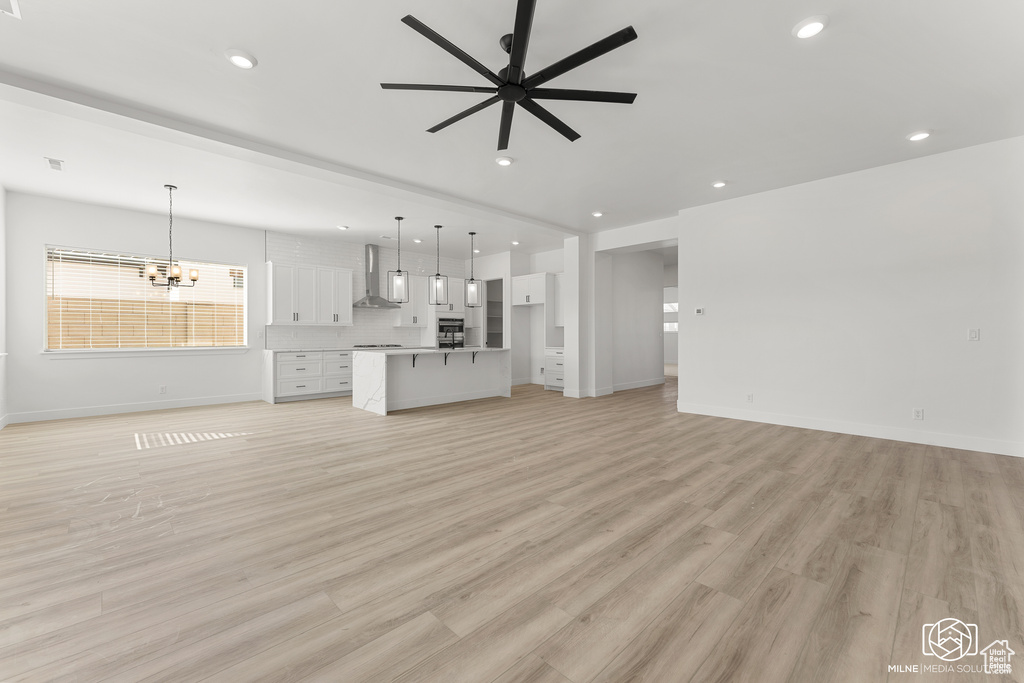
left=526, top=295, right=530, bottom=302
left=413, top=315, right=417, bottom=323
left=296, top=385, right=306, bottom=388
left=296, top=355, right=306, bottom=358
left=296, top=368, right=305, bottom=371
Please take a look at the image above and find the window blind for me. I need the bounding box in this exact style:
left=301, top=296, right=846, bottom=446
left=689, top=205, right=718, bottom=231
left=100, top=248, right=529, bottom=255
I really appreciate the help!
left=45, top=247, right=246, bottom=350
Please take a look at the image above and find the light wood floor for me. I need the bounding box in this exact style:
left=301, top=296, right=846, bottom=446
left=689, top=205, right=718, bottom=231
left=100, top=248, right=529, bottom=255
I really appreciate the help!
left=1, top=380, right=1022, bottom=682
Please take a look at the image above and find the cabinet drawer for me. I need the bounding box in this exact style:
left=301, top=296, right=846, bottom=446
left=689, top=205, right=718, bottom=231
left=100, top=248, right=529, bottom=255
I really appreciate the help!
left=323, top=350, right=352, bottom=361
left=323, top=377, right=352, bottom=392
left=545, top=347, right=564, bottom=357
left=546, top=357, right=565, bottom=370
left=277, top=379, right=323, bottom=396
left=323, top=361, right=352, bottom=377
left=546, top=375, right=565, bottom=388
left=278, top=360, right=323, bottom=378
left=277, top=351, right=323, bottom=363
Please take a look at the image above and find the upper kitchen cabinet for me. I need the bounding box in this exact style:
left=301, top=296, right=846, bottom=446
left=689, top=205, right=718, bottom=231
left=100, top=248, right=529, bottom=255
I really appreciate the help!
left=268, top=262, right=317, bottom=324
left=395, top=275, right=428, bottom=328
left=267, top=262, right=352, bottom=326
left=512, top=273, right=553, bottom=305
left=316, top=267, right=354, bottom=326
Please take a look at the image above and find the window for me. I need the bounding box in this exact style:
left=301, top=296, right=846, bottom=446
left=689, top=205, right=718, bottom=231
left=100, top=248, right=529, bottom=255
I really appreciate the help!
left=664, top=289, right=678, bottom=333
left=663, top=302, right=679, bottom=313
left=663, top=322, right=679, bottom=332
left=46, top=246, right=246, bottom=350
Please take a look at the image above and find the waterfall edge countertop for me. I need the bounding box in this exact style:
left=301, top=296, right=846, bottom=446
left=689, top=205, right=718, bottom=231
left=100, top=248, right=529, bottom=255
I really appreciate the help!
left=352, top=348, right=511, bottom=415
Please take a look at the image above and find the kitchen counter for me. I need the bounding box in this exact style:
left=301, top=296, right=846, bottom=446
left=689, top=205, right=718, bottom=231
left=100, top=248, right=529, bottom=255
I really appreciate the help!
left=353, top=347, right=510, bottom=415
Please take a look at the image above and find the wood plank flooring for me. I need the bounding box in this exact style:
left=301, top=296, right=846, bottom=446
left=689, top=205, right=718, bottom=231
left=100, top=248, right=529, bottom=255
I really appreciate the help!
left=1, top=380, right=1021, bottom=682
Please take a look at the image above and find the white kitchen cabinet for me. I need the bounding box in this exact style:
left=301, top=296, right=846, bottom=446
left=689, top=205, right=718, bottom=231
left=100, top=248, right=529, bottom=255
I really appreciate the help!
left=268, top=262, right=317, bottom=324
left=316, top=267, right=353, bottom=325
left=512, top=273, right=552, bottom=305
left=553, top=273, right=564, bottom=327
left=263, top=350, right=353, bottom=403
left=395, top=275, right=428, bottom=328
left=544, top=347, right=565, bottom=392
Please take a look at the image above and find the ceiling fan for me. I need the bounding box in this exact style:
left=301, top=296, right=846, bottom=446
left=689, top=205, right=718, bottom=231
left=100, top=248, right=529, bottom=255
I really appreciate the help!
left=381, top=0, right=638, bottom=151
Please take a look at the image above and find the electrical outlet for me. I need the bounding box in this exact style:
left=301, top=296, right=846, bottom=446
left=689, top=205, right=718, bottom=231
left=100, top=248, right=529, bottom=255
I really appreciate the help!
left=913, top=408, right=925, bottom=420
left=540, top=367, right=545, bottom=374
left=695, top=307, right=705, bottom=316
left=746, top=393, right=754, bottom=403
left=159, top=385, right=167, bottom=394
left=968, top=329, right=980, bottom=341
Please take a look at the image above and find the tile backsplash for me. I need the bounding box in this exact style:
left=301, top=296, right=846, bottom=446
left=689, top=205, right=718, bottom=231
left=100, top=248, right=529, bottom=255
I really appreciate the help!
left=264, top=231, right=465, bottom=350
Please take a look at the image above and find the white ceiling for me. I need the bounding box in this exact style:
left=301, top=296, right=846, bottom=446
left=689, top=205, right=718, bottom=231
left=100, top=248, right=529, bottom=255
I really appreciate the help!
left=1, top=0, right=1022, bottom=258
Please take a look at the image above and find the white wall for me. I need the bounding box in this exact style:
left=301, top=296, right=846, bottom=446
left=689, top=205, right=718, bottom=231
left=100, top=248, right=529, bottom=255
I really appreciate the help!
left=0, top=186, right=7, bottom=429
left=677, top=136, right=1024, bottom=456
left=5, top=193, right=267, bottom=422
left=611, top=251, right=666, bottom=391
left=530, top=248, right=564, bottom=274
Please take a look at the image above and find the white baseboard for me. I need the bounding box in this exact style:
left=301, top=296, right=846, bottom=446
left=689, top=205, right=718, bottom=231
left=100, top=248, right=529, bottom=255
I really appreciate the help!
left=614, top=377, right=666, bottom=392
left=8, top=392, right=264, bottom=424
left=0, top=413, right=8, bottom=431
left=512, top=377, right=533, bottom=386
left=595, top=386, right=614, bottom=397
left=676, top=401, right=1024, bottom=458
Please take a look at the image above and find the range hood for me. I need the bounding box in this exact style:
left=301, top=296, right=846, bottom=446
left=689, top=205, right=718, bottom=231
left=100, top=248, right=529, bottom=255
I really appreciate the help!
left=353, top=244, right=400, bottom=309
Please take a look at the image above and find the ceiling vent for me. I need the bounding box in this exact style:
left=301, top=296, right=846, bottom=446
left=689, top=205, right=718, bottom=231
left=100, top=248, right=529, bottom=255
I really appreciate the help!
left=45, top=157, right=64, bottom=171
left=0, top=0, right=22, bottom=19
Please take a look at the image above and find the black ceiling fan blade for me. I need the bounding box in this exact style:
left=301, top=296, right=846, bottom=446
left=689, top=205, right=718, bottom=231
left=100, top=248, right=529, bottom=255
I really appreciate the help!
left=518, top=98, right=581, bottom=142
left=381, top=83, right=499, bottom=94
left=507, top=0, right=538, bottom=84
left=401, top=15, right=505, bottom=87
left=529, top=88, right=637, bottom=104
left=497, top=101, right=516, bottom=150
left=427, top=95, right=502, bottom=133
left=522, top=26, right=638, bottom=89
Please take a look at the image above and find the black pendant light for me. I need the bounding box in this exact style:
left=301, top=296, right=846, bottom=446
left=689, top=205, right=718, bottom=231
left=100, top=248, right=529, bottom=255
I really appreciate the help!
left=387, top=216, right=409, bottom=303
left=428, top=225, right=449, bottom=305
left=147, top=184, right=198, bottom=288
left=465, top=232, right=482, bottom=307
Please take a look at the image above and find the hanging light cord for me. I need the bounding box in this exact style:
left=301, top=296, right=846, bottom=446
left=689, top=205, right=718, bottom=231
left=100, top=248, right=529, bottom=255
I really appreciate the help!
left=470, top=232, right=475, bottom=280
left=167, top=184, right=174, bottom=271
left=435, top=225, right=442, bottom=275
left=396, top=217, right=402, bottom=271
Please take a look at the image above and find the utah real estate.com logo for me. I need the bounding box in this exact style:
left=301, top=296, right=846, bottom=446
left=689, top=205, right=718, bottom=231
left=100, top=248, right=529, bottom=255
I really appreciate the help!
left=889, top=618, right=1015, bottom=675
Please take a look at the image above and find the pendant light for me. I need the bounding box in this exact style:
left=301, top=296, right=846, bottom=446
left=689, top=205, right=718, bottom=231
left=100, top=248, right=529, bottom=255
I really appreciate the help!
left=387, top=216, right=409, bottom=303
left=465, top=232, right=481, bottom=308
left=147, top=184, right=198, bottom=288
left=428, top=225, right=448, bottom=306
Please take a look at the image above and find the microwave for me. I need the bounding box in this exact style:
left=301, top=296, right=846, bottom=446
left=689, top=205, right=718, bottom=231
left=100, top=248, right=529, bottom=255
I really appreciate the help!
left=437, top=317, right=465, bottom=349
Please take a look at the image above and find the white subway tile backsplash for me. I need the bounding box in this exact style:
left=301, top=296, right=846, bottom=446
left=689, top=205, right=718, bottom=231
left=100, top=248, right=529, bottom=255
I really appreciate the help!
left=264, top=231, right=464, bottom=350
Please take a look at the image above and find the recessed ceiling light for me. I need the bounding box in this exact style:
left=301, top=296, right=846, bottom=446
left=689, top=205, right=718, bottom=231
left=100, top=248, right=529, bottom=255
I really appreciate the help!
left=712, top=181, right=727, bottom=188
left=496, top=156, right=514, bottom=167
left=592, top=211, right=603, bottom=218
left=336, top=225, right=349, bottom=230
left=906, top=130, right=931, bottom=141
left=225, top=48, right=258, bottom=69
left=473, top=249, right=481, bottom=254
left=413, top=238, right=422, bottom=243
left=792, top=16, right=828, bottom=39
left=45, top=157, right=64, bottom=171
left=511, top=241, right=520, bottom=246
left=379, top=235, right=394, bottom=240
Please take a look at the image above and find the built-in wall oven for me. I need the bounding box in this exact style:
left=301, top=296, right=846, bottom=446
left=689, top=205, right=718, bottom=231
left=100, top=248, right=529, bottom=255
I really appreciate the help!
left=437, top=317, right=465, bottom=349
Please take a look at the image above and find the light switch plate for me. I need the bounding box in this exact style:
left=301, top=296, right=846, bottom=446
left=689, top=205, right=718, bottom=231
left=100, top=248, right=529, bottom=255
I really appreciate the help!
left=695, top=307, right=705, bottom=316
left=968, top=329, right=980, bottom=341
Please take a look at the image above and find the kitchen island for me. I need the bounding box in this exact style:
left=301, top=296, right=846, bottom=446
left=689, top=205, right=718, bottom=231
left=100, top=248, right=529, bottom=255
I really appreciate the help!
left=353, top=348, right=511, bottom=415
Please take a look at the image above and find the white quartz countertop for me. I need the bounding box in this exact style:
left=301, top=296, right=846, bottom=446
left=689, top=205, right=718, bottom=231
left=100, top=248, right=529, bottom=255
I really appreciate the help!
left=353, top=347, right=504, bottom=356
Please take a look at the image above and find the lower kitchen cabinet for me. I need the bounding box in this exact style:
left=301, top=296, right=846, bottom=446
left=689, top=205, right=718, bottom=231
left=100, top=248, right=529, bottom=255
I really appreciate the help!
left=263, top=350, right=353, bottom=403
left=544, top=347, right=564, bottom=392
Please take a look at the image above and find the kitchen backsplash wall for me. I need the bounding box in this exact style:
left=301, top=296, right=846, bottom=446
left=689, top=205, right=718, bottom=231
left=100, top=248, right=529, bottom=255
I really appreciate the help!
left=264, top=231, right=466, bottom=350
